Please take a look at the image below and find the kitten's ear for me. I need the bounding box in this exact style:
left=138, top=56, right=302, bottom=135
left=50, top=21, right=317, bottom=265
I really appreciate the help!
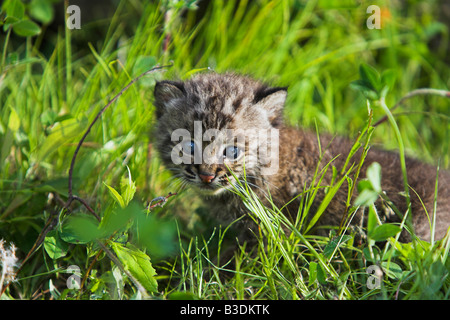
left=154, top=80, right=186, bottom=117
left=253, top=87, right=288, bottom=127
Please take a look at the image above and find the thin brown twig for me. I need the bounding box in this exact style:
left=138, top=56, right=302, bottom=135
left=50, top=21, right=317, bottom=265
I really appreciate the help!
left=146, top=192, right=178, bottom=211
left=65, top=63, right=172, bottom=217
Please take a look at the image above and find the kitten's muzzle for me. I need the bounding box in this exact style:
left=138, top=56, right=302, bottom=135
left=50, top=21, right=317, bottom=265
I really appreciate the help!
left=199, top=172, right=216, bottom=184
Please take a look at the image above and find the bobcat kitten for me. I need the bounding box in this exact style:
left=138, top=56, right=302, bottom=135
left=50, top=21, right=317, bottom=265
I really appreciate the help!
left=153, top=73, right=450, bottom=242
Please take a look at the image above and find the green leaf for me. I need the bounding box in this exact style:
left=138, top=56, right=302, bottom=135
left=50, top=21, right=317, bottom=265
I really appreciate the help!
left=316, top=261, right=326, bottom=284
left=7, top=107, right=20, bottom=132
left=133, top=213, right=176, bottom=259
left=168, top=291, right=198, bottom=300
left=29, top=0, right=54, bottom=24
left=120, top=167, right=136, bottom=207
left=349, top=80, right=379, bottom=100
left=359, top=63, right=381, bottom=92
left=3, top=0, right=25, bottom=20
left=363, top=246, right=382, bottom=263
left=62, top=214, right=102, bottom=244
left=44, top=230, right=69, bottom=259
left=104, top=182, right=125, bottom=208
left=366, top=162, right=381, bottom=193
left=111, top=242, right=158, bottom=294
left=367, top=204, right=379, bottom=235
left=98, top=201, right=140, bottom=236
left=381, top=261, right=403, bottom=280
left=355, top=189, right=379, bottom=206
left=308, top=261, right=317, bottom=284
left=369, top=223, right=402, bottom=241
left=357, top=179, right=372, bottom=192
left=350, top=63, right=384, bottom=100
left=355, top=164, right=382, bottom=206
left=323, top=235, right=352, bottom=259
left=12, top=19, right=41, bottom=37
left=3, top=16, right=21, bottom=25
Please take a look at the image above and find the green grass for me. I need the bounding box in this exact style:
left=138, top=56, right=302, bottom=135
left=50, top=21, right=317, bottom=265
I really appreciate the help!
left=0, top=0, right=449, bottom=300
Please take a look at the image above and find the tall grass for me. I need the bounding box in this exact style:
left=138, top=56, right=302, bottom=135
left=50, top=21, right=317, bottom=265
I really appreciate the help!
left=0, top=0, right=448, bottom=299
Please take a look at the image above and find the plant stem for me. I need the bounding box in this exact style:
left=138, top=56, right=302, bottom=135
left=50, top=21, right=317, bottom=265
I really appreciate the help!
left=0, top=27, right=12, bottom=75
left=374, top=89, right=450, bottom=127
left=96, top=241, right=149, bottom=299
left=378, top=96, right=411, bottom=241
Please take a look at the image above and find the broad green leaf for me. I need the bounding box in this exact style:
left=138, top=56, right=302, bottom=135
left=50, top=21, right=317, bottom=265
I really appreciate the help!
left=349, top=80, right=379, bottom=100
left=133, top=212, right=177, bottom=259
left=111, top=242, right=158, bottom=293
left=369, top=223, right=402, bottom=241
left=62, top=215, right=102, bottom=244
left=44, top=230, right=69, bottom=259
left=381, top=261, right=403, bottom=280
left=3, top=0, right=25, bottom=20
left=357, top=179, right=372, bottom=192
left=355, top=189, right=379, bottom=206
left=3, top=16, right=20, bottom=25
left=12, top=19, right=41, bottom=37
left=359, top=63, right=381, bottom=92
left=98, top=201, right=140, bottom=236
left=29, top=0, right=54, bottom=24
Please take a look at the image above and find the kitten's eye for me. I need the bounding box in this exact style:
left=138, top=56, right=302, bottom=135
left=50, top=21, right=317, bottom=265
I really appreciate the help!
left=181, top=140, right=196, bottom=156
left=223, top=146, right=241, bottom=160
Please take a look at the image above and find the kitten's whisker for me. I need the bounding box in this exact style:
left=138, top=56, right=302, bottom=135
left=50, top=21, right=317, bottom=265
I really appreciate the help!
left=237, top=179, right=269, bottom=197
left=167, top=174, right=186, bottom=191
left=244, top=174, right=280, bottom=191
left=157, top=167, right=182, bottom=175
left=178, top=178, right=190, bottom=193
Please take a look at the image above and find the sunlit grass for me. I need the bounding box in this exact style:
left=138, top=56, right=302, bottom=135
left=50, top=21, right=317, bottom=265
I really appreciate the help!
left=0, top=0, right=448, bottom=300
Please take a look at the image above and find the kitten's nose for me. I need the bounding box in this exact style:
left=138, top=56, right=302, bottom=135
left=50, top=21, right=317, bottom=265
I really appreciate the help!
left=199, top=173, right=216, bottom=184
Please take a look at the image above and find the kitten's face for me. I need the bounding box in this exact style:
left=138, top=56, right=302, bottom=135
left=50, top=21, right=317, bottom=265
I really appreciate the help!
left=153, top=73, right=286, bottom=196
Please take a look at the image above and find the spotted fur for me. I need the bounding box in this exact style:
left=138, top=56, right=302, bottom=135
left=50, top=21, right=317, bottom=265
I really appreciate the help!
left=153, top=72, right=450, bottom=242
